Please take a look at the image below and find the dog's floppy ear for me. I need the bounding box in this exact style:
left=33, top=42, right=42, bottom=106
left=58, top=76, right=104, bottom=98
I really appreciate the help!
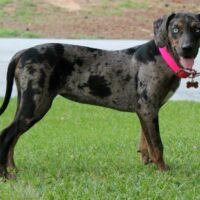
left=153, top=13, right=175, bottom=47
left=197, top=13, right=200, bottom=21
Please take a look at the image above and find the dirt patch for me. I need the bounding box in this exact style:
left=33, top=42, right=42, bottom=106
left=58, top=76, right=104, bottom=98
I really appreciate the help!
left=44, top=0, right=81, bottom=11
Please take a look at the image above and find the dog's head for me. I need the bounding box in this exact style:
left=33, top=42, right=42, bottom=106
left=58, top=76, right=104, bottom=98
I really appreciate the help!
left=154, top=12, right=200, bottom=69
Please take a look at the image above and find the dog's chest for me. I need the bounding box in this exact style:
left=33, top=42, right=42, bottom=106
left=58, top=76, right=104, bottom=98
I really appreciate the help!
left=161, top=90, right=175, bottom=104
left=162, top=75, right=180, bottom=104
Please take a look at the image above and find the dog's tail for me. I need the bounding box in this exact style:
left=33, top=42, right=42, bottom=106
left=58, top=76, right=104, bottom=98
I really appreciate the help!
left=0, top=53, right=21, bottom=116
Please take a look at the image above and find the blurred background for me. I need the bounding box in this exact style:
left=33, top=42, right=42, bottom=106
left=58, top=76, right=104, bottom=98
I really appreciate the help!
left=0, top=0, right=200, bottom=39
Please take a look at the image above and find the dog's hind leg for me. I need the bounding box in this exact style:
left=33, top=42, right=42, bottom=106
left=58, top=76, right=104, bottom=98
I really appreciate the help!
left=0, top=121, right=22, bottom=179
left=0, top=86, right=55, bottom=179
left=6, top=83, right=21, bottom=170
left=6, top=137, right=18, bottom=171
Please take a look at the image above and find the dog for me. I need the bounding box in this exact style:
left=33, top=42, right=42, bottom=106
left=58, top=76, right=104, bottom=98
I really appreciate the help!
left=0, top=12, right=200, bottom=179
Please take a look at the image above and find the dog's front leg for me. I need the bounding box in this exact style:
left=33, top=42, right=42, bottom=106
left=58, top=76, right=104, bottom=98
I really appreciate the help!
left=138, top=127, right=151, bottom=165
left=136, top=104, right=168, bottom=171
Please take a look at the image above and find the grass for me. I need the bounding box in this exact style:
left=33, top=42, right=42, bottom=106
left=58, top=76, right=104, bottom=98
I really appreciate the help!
left=119, top=0, right=148, bottom=9
left=0, top=28, right=40, bottom=38
left=0, top=0, right=49, bottom=37
left=0, top=0, right=12, bottom=6
left=15, top=2, right=37, bottom=23
left=0, top=0, right=58, bottom=22
left=0, top=98, right=200, bottom=199
left=84, top=0, right=149, bottom=17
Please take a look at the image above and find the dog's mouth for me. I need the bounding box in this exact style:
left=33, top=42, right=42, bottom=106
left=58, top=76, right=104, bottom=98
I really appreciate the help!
left=180, top=57, right=195, bottom=69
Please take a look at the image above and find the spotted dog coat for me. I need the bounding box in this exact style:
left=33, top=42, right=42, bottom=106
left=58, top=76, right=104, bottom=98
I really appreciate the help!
left=1, top=12, right=200, bottom=179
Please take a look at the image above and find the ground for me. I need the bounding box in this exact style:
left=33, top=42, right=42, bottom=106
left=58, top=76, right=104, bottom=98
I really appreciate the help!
left=0, top=0, right=200, bottom=39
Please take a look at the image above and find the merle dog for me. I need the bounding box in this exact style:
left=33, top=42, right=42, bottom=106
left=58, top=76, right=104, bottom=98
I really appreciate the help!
left=0, top=12, right=200, bottom=179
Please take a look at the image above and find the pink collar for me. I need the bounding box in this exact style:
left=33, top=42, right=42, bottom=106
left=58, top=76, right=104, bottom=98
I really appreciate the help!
left=159, top=47, right=190, bottom=78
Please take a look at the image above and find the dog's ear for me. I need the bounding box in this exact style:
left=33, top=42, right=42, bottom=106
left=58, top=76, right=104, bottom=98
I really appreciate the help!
left=153, top=13, right=175, bottom=47
left=197, top=13, right=200, bottom=21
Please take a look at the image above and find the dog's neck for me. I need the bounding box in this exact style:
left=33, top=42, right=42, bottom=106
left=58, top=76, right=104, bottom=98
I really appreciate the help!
left=158, top=46, right=190, bottom=78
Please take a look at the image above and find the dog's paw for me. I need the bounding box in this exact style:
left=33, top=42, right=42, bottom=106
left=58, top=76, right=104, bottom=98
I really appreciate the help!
left=6, top=173, right=17, bottom=180
left=137, top=149, right=152, bottom=165
left=0, top=167, right=17, bottom=181
left=158, top=163, right=170, bottom=171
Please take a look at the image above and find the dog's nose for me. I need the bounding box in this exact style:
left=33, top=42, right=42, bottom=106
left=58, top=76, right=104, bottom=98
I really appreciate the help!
left=182, top=43, right=193, bottom=52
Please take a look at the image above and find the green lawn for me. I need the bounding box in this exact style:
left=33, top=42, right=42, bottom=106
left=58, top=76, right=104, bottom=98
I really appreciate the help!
left=0, top=28, right=40, bottom=38
left=0, top=98, right=199, bottom=199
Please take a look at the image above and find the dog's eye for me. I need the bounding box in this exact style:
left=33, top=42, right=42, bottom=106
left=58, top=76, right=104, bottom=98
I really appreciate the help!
left=195, top=28, right=200, bottom=33
left=172, top=28, right=179, bottom=33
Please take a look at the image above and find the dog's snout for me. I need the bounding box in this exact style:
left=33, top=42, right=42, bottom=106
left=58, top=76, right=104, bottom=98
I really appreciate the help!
left=181, top=43, right=193, bottom=52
